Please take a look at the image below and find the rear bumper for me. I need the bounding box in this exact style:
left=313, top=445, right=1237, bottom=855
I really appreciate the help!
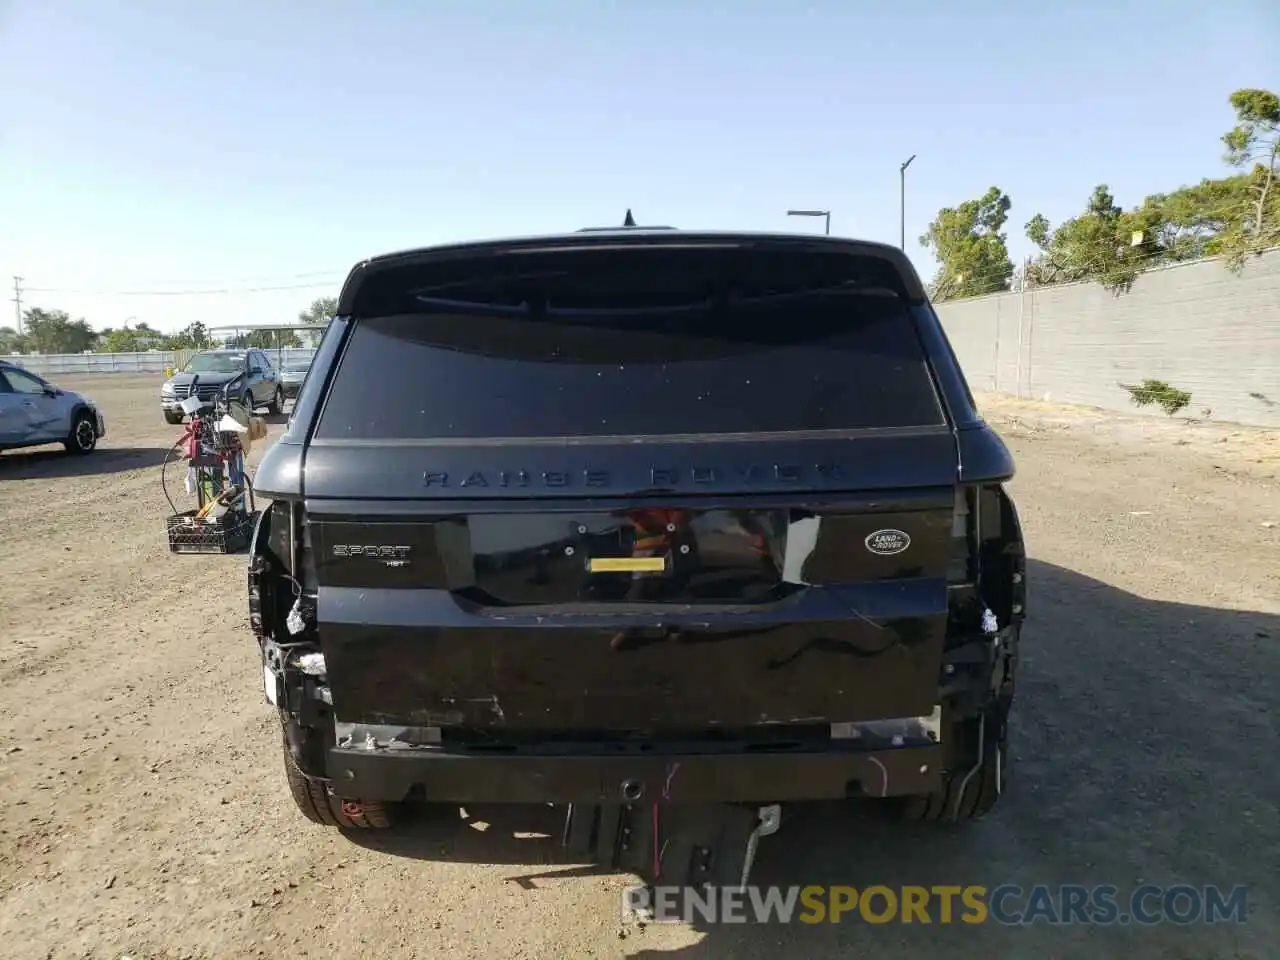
left=326, top=737, right=943, bottom=804
left=93, top=408, right=106, bottom=438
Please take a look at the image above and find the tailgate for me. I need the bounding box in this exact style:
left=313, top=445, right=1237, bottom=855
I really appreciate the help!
left=309, top=486, right=957, bottom=731
left=302, top=239, right=961, bottom=733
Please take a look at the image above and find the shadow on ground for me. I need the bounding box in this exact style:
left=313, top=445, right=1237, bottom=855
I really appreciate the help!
left=344, top=559, right=1277, bottom=959
left=0, top=444, right=177, bottom=479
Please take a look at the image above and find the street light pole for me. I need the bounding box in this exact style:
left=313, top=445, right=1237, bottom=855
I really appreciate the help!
left=899, top=155, right=916, bottom=250
left=786, top=209, right=832, bottom=235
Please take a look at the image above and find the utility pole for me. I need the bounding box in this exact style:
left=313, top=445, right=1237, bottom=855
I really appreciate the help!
left=899, top=155, right=916, bottom=250
left=12, top=276, right=23, bottom=335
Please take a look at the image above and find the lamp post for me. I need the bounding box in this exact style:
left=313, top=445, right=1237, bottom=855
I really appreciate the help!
left=899, top=155, right=916, bottom=250
left=786, top=209, right=831, bottom=236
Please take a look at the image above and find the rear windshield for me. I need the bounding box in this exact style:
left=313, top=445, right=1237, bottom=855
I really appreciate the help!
left=315, top=247, right=944, bottom=440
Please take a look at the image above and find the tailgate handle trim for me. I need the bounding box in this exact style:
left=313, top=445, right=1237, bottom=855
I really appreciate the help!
left=588, top=556, right=668, bottom=574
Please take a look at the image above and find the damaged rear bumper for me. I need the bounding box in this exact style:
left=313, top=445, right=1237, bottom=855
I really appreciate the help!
left=268, top=624, right=1017, bottom=808
left=325, top=715, right=945, bottom=804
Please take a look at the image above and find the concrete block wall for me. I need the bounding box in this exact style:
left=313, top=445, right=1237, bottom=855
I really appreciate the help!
left=934, top=250, right=1280, bottom=427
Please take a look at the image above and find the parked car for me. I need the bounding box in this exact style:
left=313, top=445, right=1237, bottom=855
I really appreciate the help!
left=278, top=359, right=312, bottom=400
left=247, top=226, right=1024, bottom=885
left=0, top=360, right=106, bottom=455
left=160, top=348, right=283, bottom=424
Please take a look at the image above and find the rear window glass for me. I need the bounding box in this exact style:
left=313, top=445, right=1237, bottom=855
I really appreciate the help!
left=315, top=248, right=944, bottom=440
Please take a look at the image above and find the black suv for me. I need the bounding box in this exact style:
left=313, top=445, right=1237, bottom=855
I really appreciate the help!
left=248, top=226, right=1025, bottom=885
left=160, top=348, right=284, bottom=424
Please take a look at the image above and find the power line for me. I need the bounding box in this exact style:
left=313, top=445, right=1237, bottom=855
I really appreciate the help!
left=22, top=277, right=344, bottom=297
left=20, top=267, right=349, bottom=296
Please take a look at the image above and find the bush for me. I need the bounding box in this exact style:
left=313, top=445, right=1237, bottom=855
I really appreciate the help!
left=1121, top=379, right=1193, bottom=416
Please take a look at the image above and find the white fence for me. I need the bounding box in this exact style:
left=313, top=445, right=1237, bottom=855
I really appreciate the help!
left=8, top=347, right=319, bottom=378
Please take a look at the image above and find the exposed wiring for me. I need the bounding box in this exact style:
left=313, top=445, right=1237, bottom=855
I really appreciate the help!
left=652, top=802, right=662, bottom=881
left=159, top=435, right=188, bottom=516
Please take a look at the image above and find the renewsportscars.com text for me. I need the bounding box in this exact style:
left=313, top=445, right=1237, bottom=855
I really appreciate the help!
left=622, top=884, right=1250, bottom=926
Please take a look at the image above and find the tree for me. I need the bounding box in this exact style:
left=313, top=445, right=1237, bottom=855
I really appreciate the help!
left=222, top=328, right=302, bottom=349
left=99, top=322, right=167, bottom=353
left=921, top=87, right=1280, bottom=297
left=1140, top=176, right=1251, bottom=261
left=298, top=296, right=337, bottom=325
left=1025, top=213, right=1051, bottom=250
left=164, top=322, right=215, bottom=351
left=1024, top=184, right=1165, bottom=293
left=919, top=187, right=1014, bottom=300
left=1218, top=87, right=1280, bottom=265
left=1015, top=90, right=1279, bottom=292
left=21, top=308, right=97, bottom=353
left=245, top=329, right=302, bottom=349
left=0, top=326, right=26, bottom=354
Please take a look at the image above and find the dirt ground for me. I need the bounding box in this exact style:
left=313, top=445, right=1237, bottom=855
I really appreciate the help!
left=0, top=375, right=1276, bottom=960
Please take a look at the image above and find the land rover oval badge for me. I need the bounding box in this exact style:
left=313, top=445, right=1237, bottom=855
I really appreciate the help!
left=865, top=529, right=911, bottom=556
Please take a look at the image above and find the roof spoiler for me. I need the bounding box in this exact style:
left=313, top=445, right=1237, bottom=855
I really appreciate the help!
left=337, top=232, right=929, bottom=315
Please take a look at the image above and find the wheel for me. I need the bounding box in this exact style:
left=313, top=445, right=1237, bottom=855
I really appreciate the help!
left=280, top=729, right=394, bottom=829
left=900, top=699, right=1010, bottom=822
left=164, top=411, right=184, bottom=425
left=267, top=386, right=283, bottom=415
left=64, top=410, right=99, bottom=454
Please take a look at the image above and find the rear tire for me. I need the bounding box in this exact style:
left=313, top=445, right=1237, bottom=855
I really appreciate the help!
left=64, top=410, right=98, bottom=454
left=267, top=387, right=283, bottom=415
left=164, top=411, right=184, bottom=425
left=901, top=700, right=1009, bottom=822
left=281, top=730, right=394, bottom=829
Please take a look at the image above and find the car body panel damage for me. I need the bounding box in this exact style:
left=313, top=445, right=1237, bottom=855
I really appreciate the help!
left=247, top=228, right=1027, bottom=884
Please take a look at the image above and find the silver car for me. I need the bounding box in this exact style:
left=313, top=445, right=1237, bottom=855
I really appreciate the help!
left=278, top=360, right=312, bottom=400
left=0, top=361, right=106, bottom=455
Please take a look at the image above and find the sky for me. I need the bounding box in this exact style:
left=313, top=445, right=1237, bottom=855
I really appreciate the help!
left=1, top=0, right=1277, bottom=336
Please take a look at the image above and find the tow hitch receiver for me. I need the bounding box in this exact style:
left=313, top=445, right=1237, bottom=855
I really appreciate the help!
left=562, top=801, right=782, bottom=887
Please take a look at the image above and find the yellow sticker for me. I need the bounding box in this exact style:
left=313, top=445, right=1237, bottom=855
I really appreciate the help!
left=588, top=556, right=668, bottom=573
